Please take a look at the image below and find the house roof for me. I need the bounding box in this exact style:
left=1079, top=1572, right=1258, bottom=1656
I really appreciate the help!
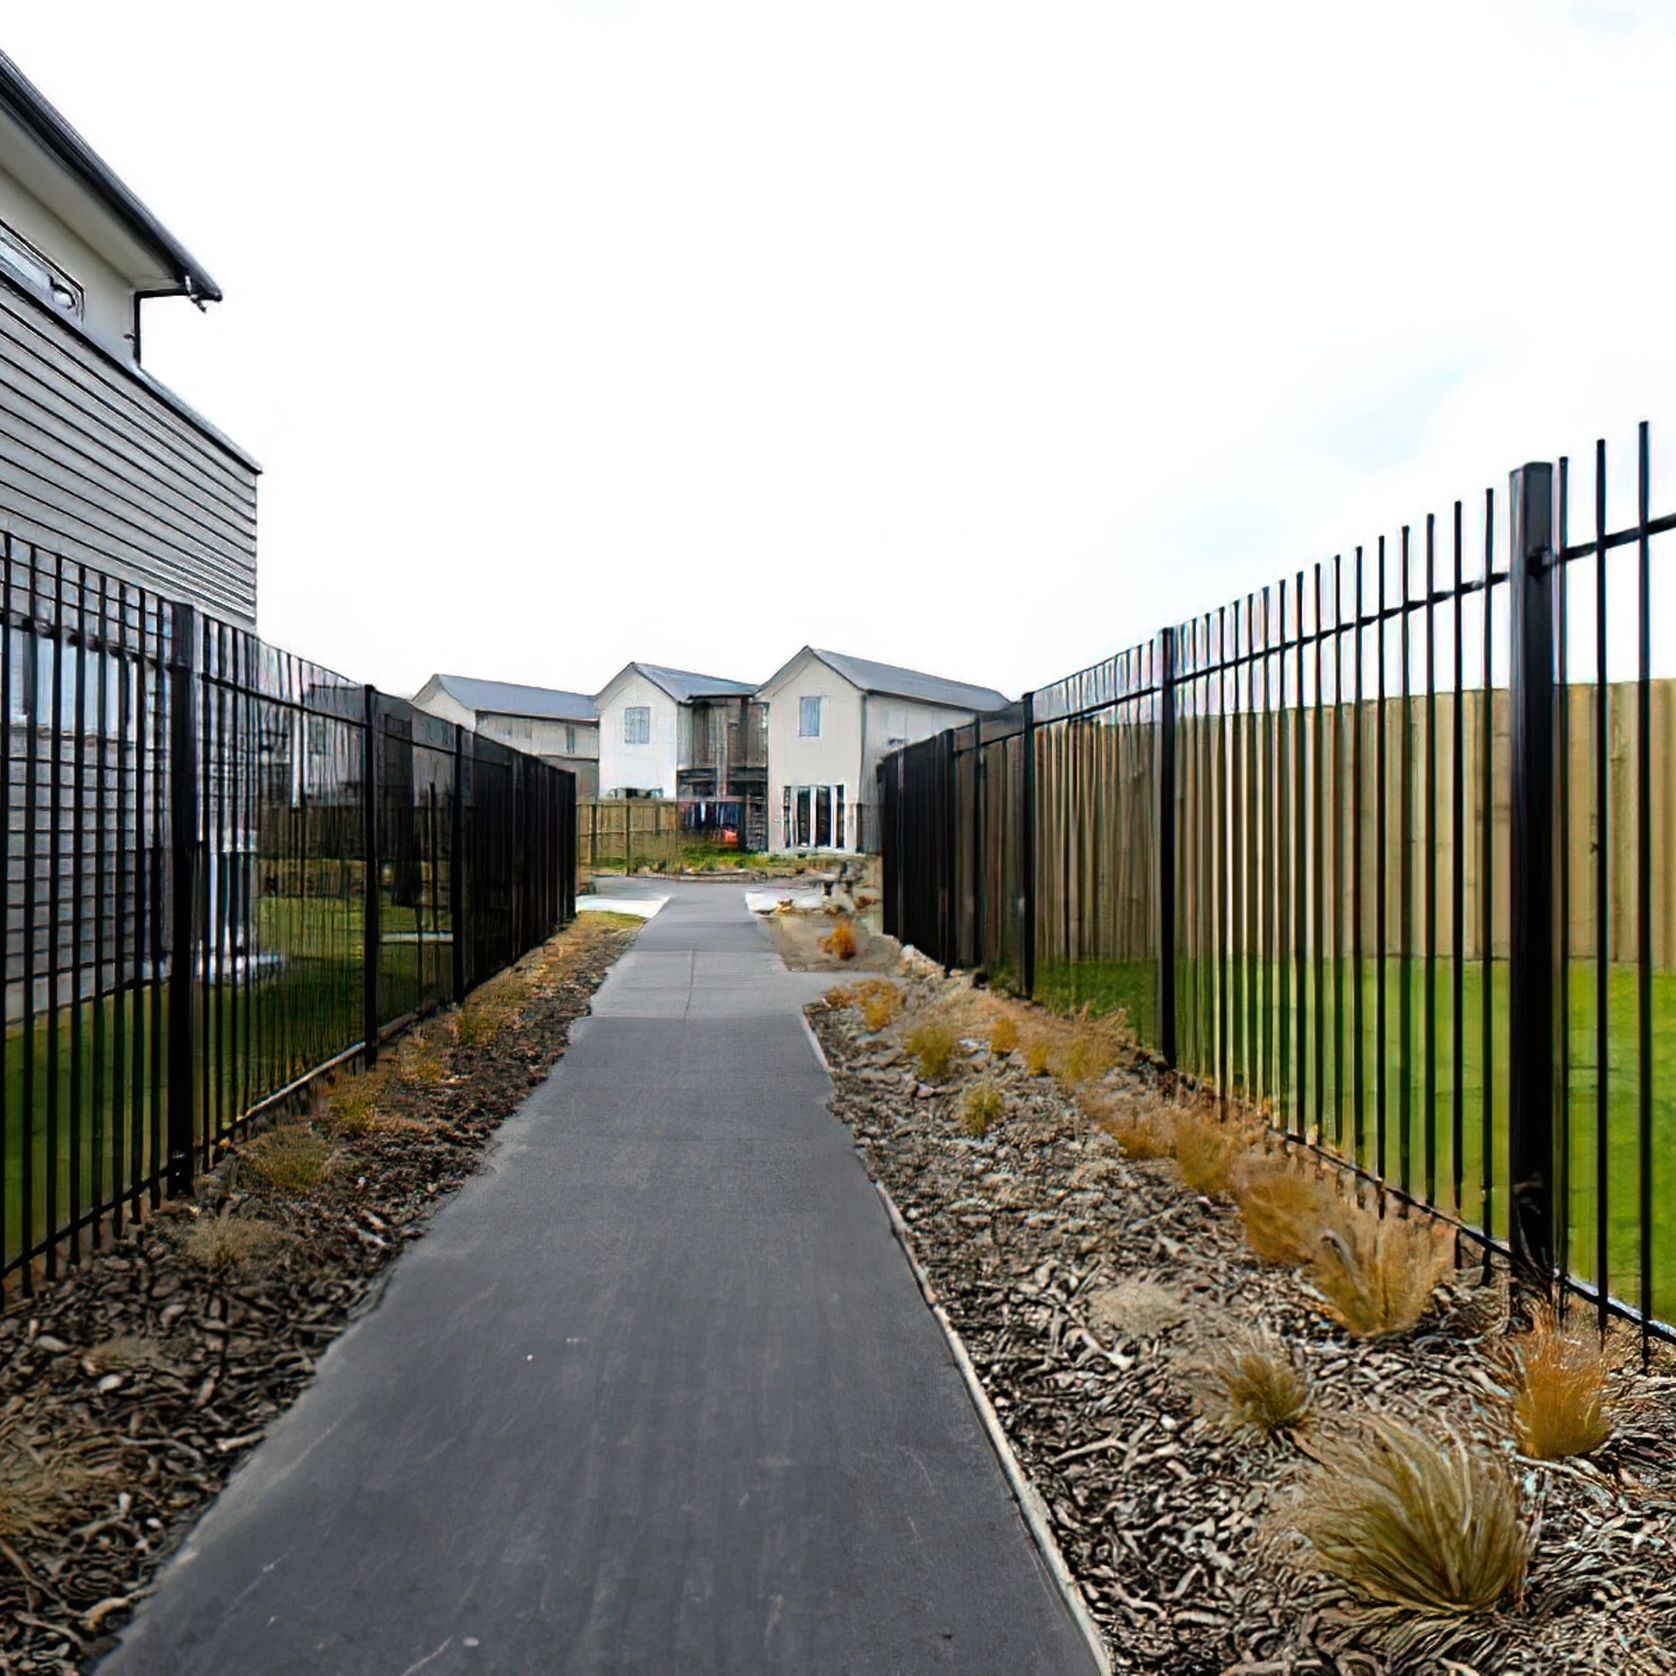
left=611, top=662, right=759, bottom=704
left=761, top=647, right=1010, bottom=712
left=0, top=49, right=222, bottom=302
left=425, top=673, right=597, bottom=723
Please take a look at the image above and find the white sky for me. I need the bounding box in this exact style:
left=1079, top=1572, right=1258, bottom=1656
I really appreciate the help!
left=5, top=1, right=1674, bottom=699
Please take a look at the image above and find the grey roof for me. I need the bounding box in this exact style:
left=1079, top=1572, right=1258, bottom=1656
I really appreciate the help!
left=0, top=49, right=222, bottom=302
left=428, top=674, right=597, bottom=723
left=628, top=663, right=759, bottom=703
left=784, top=648, right=1009, bottom=712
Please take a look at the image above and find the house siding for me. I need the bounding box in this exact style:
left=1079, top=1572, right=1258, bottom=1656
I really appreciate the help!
left=0, top=279, right=258, bottom=627
left=597, top=674, right=679, bottom=797
left=765, top=659, right=865, bottom=849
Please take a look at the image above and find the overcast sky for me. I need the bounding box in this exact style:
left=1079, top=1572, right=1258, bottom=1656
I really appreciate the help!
left=5, top=2, right=1673, bottom=698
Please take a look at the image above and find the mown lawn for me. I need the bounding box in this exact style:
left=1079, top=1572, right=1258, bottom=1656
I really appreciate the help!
left=1033, top=953, right=1675, bottom=1322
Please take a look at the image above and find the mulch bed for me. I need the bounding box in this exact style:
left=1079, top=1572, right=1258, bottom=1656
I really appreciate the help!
left=0, top=915, right=637, bottom=1675
left=812, top=969, right=1676, bottom=1675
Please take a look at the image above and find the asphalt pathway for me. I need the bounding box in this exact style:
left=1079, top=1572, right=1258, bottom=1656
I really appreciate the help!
left=102, top=881, right=1097, bottom=1675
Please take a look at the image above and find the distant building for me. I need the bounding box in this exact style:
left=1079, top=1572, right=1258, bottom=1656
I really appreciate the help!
left=595, top=662, right=767, bottom=846
left=412, top=673, right=599, bottom=795
left=0, top=49, right=259, bottom=625
left=756, top=648, right=1009, bottom=851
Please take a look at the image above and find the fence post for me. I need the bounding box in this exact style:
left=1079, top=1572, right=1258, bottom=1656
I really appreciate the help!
left=166, top=602, right=199, bottom=1196
left=451, top=728, right=467, bottom=1003
left=362, top=684, right=381, bottom=1067
left=1021, top=690, right=1037, bottom=998
left=973, top=730, right=987, bottom=977
left=1157, top=626, right=1179, bottom=1068
left=1508, top=462, right=1556, bottom=1283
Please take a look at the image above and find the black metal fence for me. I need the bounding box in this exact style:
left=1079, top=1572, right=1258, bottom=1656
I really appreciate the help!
left=881, top=425, right=1673, bottom=1351
left=2, top=534, right=576, bottom=1287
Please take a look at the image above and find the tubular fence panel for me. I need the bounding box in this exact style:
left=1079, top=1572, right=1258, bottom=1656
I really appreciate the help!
left=880, top=424, right=1674, bottom=1352
left=2, top=532, right=576, bottom=1287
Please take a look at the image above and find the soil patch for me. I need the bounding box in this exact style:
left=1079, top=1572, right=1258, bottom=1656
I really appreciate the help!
left=0, top=914, right=637, bottom=1674
left=767, top=908, right=898, bottom=973
left=813, top=971, right=1676, bottom=1674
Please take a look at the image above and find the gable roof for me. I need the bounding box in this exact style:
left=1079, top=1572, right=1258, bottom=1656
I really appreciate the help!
left=760, top=647, right=1009, bottom=712
left=604, top=662, right=759, bottom=704
left=0, top=49, right=222, bottom=301
left=424, top=674, right=597, bottom=723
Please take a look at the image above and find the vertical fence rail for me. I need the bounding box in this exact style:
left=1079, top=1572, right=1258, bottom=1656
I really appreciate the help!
left=879, top=426, right=1673, bottom=1349
left=2, top=542, right=576, bottom=1284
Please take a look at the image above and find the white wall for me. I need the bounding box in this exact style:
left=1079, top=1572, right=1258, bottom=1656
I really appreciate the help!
left=765, top=656, right=864, bottom=849
left=480, top=713, right=599, bottom=761
left=0, top=159, right=141, bottom=360
left=597, top=672, right=679, bottom=796
left=860, top=692, right=978, bottom=803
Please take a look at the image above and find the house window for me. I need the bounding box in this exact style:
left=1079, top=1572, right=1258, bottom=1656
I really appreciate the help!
left=624, top=705, right=650, bottom=745
left=798, top=696, right=822, bottom=738
left=564, top=724, right=576, bottom=754
left=0, top=221, right=83, bottom=319
left=783, top=783, right=847, bottom=848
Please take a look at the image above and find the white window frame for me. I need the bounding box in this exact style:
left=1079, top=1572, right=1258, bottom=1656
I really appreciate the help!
left=623, top=705, right=651, bottom=745
left=798, top=695, right=822, bottom=738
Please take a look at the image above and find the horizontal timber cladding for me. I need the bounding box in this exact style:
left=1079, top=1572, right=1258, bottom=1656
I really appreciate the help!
left=0, top=279, right=258, bottom=628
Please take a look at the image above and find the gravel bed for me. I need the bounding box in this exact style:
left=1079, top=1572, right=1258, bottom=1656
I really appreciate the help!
left=813, top=972, right=1676, bottom=1675
left=0, top=916, right=636, bottom=1674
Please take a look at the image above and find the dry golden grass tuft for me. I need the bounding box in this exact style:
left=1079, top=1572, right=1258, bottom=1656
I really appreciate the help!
left=819, top=917, right=859, bottom=961
left=907, top=1020, right=958, bottom=1082
left=1199, top=1336, right=1311, bottom=1438
left=0, top=1414, right=120, bottom=1541
left=397, top=1032, right=450, bottom=1085
left=1308, top=1200, right=1455, bottom=1339
left=1172, top=1108, right=1249, bottom=1199
left=1499, top=1303, right=1619, bottom=1460
left=181, top=1209, right=287, bottom=1279
left=1082, top=1088, right=1176, bottom=1160
left=988, top=1014, right=1020, bottom=1056
left=243, top=1126, right=335, bottom=1198
left=1235, top=1156, right=1343, bottom=1266
left=961, top=1081, right=1004, bottom=1137
left=1023, top=1033, right=1054, bottom=1077
left=1289, top=1419, right=1531, bottom=1622
left=830, top=977, right=904, bottom=1033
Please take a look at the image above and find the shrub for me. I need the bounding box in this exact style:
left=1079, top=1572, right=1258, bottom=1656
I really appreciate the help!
left=989, top=1014, right=1020, bottom=1056
left=1308, top=1201, right=1454, bottom=1339
left=1173, top=1110, right=1247, bottom=1199
left=907, top=1020, right=958, bottom=1082
left=1499, top=1303, right=1617, bottom=1460
left=1235, top=1158, right=1342, bottom=1265
left=244, top=1126, right=335, bottom=1197
left=1200, top=1337, right=1311, bottom=1438
left=181, top=1210, right=286, bottom=1279
left=819, top=917, right=859, bottom=961
left=1291, top=1420, right=1530, bottom=1620
left=961, top=1082, right=1004, bottom=1137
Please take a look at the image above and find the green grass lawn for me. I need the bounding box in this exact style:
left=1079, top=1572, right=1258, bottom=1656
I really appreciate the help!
left=3, top=890, right=453, bottom=1271
left=1033, top=953, right=1674, bottom=1322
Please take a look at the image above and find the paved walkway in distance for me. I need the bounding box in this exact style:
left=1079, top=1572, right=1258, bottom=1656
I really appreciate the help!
left=102, top=881, right=1097, bottom=1676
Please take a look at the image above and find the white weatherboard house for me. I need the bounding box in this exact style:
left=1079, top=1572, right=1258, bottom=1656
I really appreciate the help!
left=595, top=662, right=759, bottom=800
left=757, top=648, right=1009, bottom=852
left=412, top=674, right=600, bottom=795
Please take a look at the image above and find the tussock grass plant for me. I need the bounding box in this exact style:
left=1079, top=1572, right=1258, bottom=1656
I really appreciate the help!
left=397, top=1032, right=450, bottom=1085
left=1087, top=1276, right=1188, bottom=1341
left=323, top=1072, right=386, bottom=1135
left=1290, top=1419, right=1531, bottom=1623
left=907, top=1020, right=958, bottom=1082
left=961, top=1081, right=1004, bottom=1137
left=1235, top=1157, right=1343, bottom=1266
left=0, top=1415, right=118, bottom=1541
left=988, top=1014, right=1020, bottom=1056
left=181, top=1210, right=287, bottom=1279
left=1172, top=1109, right=1248, bottom=1200
left=818, top=917, right=859, bottom=960
left=830, top=978, right=903, bottom=1032
left=1023, top=1033, right=1054, bottom=1077
left=1308, top=1200, right=1454, bottom=1339
left=1082, top=1088, right=1175, bottom=1160
left=1200, top=1336, right=1311, bottom=1439
left=1500, top=1303, right=1618, bottom=1460
left=244, top=1126, right=335, bottom=1197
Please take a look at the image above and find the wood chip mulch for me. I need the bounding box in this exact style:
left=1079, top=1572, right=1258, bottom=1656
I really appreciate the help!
left=0, top=916, right=637, bottom=1675
left=812, top=970, right=1676, bottom=1676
